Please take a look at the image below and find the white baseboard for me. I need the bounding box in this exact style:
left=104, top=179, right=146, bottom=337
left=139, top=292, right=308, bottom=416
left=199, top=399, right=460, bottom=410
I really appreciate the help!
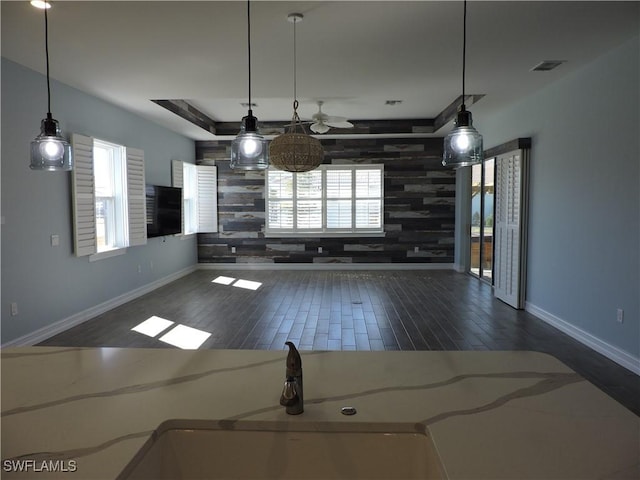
left=1, top=266, right=197, bottom=348
left=198, top=262, right=456, bottom=271
left=526, top=302, right=640, bottom=375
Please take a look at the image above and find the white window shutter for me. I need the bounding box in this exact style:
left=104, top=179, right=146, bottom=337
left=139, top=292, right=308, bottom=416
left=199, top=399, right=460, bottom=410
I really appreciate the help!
left=494, top=150, right=528, bottom=309
left=196, top=165, right=218, bottom=233
left=71, top=133, right=97, bottom=257
left=172, top=160, right=184, bottom=188
left=172, top=160, right=185, bottom=234
left=126, top=148, right=147, bottom=246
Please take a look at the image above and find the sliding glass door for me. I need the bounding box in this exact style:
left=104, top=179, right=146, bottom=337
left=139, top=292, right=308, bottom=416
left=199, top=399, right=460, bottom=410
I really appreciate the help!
left=469, top=158, right=495, bottom=281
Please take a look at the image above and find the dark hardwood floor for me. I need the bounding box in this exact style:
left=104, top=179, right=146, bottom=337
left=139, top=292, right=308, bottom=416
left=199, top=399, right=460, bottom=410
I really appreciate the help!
left=39, top=269, right=639, bottom=416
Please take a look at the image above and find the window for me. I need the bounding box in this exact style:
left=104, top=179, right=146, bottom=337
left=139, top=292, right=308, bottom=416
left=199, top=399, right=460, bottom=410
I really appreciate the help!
left=171, top=160, right=218, bottom=234
left=93, top=139, right=127, bottom=252
left=266, top=164, right=384, bottom=236
left=71, top=134, right=146, bottom=259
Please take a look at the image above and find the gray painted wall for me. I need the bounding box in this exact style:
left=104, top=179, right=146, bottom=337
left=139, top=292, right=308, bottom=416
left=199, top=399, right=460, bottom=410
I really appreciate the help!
left=474, top=36, right=640, bottom=358
left=1, top=58, right=197, bottom=344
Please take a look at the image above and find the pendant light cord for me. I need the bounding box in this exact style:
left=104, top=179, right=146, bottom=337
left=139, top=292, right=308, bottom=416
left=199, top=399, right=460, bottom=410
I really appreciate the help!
left=461, top=0, right=467, bottom=110
left=247, top=0, right=252, bottom=113
left=289, top=14, right=304, bottom=132
left=44, top=6, right=52, bottom=116
left=293, top=16, right=298, bottom=103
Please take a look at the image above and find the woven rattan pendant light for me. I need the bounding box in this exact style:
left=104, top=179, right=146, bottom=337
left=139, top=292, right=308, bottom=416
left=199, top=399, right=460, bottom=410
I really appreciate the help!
left=269, top=13, right=323, bottom=173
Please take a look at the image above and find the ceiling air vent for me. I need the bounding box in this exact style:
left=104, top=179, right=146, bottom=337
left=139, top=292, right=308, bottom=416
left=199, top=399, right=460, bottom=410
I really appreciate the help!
left=531, top=60, right=566, bottom=72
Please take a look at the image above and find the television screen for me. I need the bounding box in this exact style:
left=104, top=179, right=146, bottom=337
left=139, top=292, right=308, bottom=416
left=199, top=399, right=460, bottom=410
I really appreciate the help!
left=146, top=185, right=182, bottom=238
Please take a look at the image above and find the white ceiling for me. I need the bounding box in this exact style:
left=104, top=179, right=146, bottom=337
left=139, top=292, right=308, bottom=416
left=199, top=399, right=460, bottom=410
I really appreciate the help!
left=2, top=1, right=638, bottom=140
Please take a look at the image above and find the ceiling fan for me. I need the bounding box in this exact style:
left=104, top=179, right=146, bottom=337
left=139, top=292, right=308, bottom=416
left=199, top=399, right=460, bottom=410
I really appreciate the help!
left=309, top=101, right=354, bottom=134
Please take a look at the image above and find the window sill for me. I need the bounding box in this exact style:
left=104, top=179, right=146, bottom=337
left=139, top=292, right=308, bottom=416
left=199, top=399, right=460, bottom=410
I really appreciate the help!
left=89, top=247, right=128, bottom=262
left=265, top=231, right=386, bottom=238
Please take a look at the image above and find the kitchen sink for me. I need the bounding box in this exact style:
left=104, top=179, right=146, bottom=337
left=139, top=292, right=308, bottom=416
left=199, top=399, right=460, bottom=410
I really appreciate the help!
left=118, top=419, right=445, bottom=479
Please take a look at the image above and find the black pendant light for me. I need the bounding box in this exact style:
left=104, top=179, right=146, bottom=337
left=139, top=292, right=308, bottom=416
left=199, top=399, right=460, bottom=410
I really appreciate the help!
left=230, top=0, right=269, bottom=170
left=30, top=2, right=73, bottom=171
left=442, top=0, right=483, bottom=169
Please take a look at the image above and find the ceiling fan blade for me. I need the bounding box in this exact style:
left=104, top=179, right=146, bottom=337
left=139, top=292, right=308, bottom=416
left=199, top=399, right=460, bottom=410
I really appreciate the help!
left=325, top=120, right=354, bottom=129
left=324, top=115, right=348, bottom=123
left=284, top=121, right=313, bottom=126
left=310, top=122, right=330, bottom=134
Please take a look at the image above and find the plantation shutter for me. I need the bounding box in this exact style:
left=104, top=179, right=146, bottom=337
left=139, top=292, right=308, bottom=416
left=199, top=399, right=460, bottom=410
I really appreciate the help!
left=172, top=161, right=217, bottom=233
left=197, top=165, right=218, bottom=232
left=172, top=160, right=185, bottom=234
left=127, top=148, right=147, bottom=246
left=266, top=165, right=383, bottom=235
left=325, top=169, right=351, bottom=229
left=172, top=160, right=184, bottom=188
left=267, top=170, right=294, bottom=230
left=494, top=149, right=529, bottom=308
left=355, top=168, right=383, bottom=229
left=71, top=133, right=97, bottom=257
left=297, top=170, right=323, bottom=229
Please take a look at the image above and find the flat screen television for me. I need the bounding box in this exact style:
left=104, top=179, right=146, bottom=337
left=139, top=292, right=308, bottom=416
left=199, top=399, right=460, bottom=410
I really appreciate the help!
left=146, top=185, right=182, bottom=238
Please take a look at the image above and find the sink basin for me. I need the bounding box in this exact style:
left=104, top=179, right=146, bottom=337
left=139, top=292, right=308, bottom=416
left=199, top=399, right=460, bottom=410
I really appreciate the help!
left=118, top=419, right=445, bottom=479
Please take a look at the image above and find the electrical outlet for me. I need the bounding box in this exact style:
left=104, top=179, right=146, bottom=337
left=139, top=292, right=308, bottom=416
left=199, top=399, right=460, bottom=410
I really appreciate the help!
left=50, top=234, right=60, bottom=247
left=414, top=246, right=419, bottom=253
left=10, top=302, right=18, bottom=316
left=616, top=308, right=624, bottom=324
left=231, top=246, right=236, bottom=254
left=318, top=247, right=323, bottom=253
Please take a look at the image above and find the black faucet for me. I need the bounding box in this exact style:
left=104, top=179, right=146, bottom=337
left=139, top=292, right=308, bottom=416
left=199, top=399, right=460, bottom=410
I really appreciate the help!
left=279, top=341, right=303, bottom=415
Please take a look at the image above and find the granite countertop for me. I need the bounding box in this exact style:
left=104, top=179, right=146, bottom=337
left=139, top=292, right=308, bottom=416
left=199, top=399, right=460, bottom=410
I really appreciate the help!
left=1, top=347, right=638, bottom=479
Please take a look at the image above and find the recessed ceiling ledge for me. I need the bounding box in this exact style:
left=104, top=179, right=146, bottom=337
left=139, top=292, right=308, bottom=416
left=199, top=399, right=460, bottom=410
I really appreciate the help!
left=154, top=96, right=485, bottom=139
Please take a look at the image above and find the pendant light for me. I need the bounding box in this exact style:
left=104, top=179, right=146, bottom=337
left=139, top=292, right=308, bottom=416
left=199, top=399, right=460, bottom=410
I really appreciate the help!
left=230, top=0, right=269, bottom=171
left=30, top=3, right=73, bottom=171
left=269, top=13, right=323, bottom=173
left=442, top=0, right=483, bottom=169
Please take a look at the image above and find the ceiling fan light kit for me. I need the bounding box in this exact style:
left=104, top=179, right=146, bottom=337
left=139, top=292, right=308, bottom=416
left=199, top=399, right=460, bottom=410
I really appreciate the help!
left=270, top=13, right=324, bottom=173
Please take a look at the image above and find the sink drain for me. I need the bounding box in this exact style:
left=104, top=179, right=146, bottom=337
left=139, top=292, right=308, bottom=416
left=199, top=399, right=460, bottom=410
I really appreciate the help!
left=341, top=406, right=357, bottom=416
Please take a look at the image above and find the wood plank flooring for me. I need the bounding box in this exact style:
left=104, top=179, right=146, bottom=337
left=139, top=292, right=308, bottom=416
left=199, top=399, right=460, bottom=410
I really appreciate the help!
left=39, top=269, right=639, bottom=416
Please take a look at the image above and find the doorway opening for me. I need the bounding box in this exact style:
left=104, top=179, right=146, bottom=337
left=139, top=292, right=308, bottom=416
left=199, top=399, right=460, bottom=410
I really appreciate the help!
left=469, top=157, right=495, bottom=282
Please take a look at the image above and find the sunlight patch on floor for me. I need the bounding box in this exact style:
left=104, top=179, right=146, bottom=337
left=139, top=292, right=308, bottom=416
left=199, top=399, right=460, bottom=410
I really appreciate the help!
left=232, top=279, right=262, bottom=290
left=131, top=316, right=211, bottom=349
left=212, top=276, right=262, bottom=291
left=131, top=316, right=174, bottom=337
left=158, top=324, right=212, bottom=350
left=212, top=276, right=236, bottom=285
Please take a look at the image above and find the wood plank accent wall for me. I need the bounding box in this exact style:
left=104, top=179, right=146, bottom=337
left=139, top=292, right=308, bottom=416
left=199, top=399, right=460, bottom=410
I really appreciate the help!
left=195, top=137, right=455, bottom=264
